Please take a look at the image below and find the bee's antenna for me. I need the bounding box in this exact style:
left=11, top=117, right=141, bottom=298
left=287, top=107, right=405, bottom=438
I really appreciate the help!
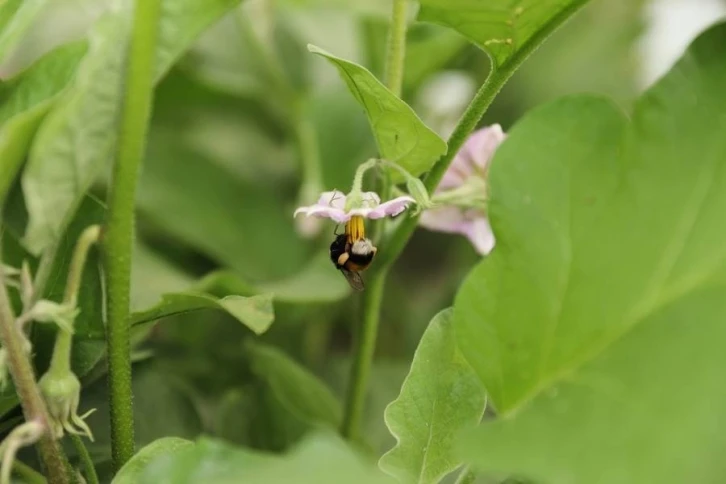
left=333, top=223, right=341, bottom=235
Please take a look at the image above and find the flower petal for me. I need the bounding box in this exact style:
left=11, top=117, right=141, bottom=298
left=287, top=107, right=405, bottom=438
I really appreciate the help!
left=294, top=205, right=350, bottom=223
left=318, top=190, right=347, bottom=209
left=361, top=191, right=382, bottom=207
left=419, top=207, right=494, bottom=255
left=464, top=124, right=506, bottom=172
left=438, top=124, right=506, bottom=192
left=364, top=195, right=415, bottom=219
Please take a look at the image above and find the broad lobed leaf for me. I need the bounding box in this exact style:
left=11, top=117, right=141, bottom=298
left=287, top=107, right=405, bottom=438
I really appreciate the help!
left=247, top=341, right=342, bottom=429
left=418, top=0, right=590, bottom=70
left=454, top=22, right=726, bottom=483
left=135, top=434, right=393, bottom=484
left=22, top=0, right=245, bottom=254
left=131, top=292, right=275, bottom=336
left=379, top=309, right=486, bottom=484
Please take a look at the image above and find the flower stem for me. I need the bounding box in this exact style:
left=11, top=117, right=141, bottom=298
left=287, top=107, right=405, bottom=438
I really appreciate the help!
left=0, top=261, right=68, bottom=483
left=340, top=0, right=408, bottom=441
left=340, top=269, right=387, bottom=440
left=69, top=434, right=99, bottom=484
left=48, top=226, right=100, bottom=377
left=383, top=0, right=407, bottom=97
left=103, top=0, right=161, bottom=470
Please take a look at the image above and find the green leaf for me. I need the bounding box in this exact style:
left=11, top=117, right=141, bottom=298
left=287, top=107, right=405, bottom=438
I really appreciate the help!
left=418, top=0, right=590, bottom=71
left=131, top=292, right=274, bottom=336
left=137, top=127, right=307, bottom=282
left=307, top=44, right=446, bottom=181
left=112, top=437, right=194, bottom=484
left=78, top=362, right=204, bottom=466
left=379, top=309, right=486, bottom=484
left=256, top=251, right=350, bottom=303
left=137, top=434, right=393, bottom=484
left=0, top=41, right=86, bottom=204
left=0, top=0, right=48, bottom=63
left=22, top=0, right=244, bottom=254
left=454, top=23, right=726, bottom=483
left=247, top=341, right=342, bottom=429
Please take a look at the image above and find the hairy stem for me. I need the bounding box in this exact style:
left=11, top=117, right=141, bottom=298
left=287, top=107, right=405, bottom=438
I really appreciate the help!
left=341, top=269, right=387, bottom=440
left=383, top=0, right=407, bottom=97
left=0, top=262, right=68, bottom=483
left=103, top=0, right=161, bottom=470
left=70, top=434, right=99, bottom=484
left=376, top=67, right=514, bottom=269
left=341, top=0, right=409, bottom=441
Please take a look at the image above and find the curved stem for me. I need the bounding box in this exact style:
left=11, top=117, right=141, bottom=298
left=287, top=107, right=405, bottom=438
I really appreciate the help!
left=376, top=67, right=514, bottom=270
left=0, top=262, right=69, bottom=483
left=103, top=0, right=161, bottom=470
left=383, top=0, right=407, bottom=97
left=69, top=434, right=99, bottom=484
left=340, top=269, right=387, bottom=440
left=341, top=0, right=408, bottom=441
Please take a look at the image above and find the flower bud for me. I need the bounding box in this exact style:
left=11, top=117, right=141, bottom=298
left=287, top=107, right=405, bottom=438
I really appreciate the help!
left=406, top=177, right=432, bottom=215
left=38, top=369, right=95, bottom=441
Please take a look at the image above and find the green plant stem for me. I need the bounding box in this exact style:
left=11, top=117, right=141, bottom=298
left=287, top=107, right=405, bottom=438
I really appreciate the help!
left=383, top=0, right=407, bottom=97
left=12, top=460, right=47, bottom=484
left=0, top=264, right=68, bottom=483
left=341, top=0, right=409, bottom=442
left=376, top=67, right=514, bottom=270
left=103, top=0, right=161, bottom=471
left=48, top=225, right=101, bottom=376
left=340, top=269, right=387, bottom=440
left=69, top=434, right=99, bottom=484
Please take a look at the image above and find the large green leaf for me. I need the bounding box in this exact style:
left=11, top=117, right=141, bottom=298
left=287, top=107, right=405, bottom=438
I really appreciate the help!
left=137, top=434, right=393, bottom=484
left=247, top=341, right=342, bottom=429
left=454, top=23, right=726, bottom=483
left=22, top=0, right=244, bottom=254
left=137, top=127, right=307, bottom=282
left=131, top=292, right=274, bottom=336
left=418, top=0, right=589, bottom=71
left=0, top=0, right=48, bottom=64
left=308, top=44, right=446, bottom=181
left=379, top=309, right=486, bottom=484
left=0, top=41, right=86, bottom=204
left=112, top=437, right=194, bottom=484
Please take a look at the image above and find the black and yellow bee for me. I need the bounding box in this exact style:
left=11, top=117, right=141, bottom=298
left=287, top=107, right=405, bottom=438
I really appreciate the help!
left=330, top=215, right=376, bottom=291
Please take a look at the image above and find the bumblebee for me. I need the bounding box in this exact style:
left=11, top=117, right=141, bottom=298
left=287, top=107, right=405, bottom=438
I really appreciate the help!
left=330, top=215, right=377, bottom=291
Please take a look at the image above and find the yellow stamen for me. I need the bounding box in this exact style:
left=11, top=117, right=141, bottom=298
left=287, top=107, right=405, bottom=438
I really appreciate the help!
left=345, top=215, right=365, bottom=243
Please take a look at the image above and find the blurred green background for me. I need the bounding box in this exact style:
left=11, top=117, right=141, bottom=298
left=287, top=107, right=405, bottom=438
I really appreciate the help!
left=3, top=0, right=726, bottom=480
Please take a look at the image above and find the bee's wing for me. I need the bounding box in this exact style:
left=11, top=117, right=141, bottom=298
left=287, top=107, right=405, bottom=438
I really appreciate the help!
left=339, top=268, right=365, bottom=291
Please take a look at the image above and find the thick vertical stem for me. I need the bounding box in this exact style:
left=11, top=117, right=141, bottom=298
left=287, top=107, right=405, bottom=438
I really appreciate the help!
left=383, top=0, right=408, bottom=97
left=103, top=0, right=161, bottom=470
left=341, top=269, right=387, bottom=440
left=0, top=268, right=68, bottom=483
left=341, top=0, right=409, bottom=441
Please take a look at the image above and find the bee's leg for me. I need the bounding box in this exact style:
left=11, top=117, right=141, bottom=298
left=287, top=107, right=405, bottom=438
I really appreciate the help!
left=333, top=223, right=341, bottom=236
left=371, top=246, right=378, bottom=255
left=337, top=252, right=350, bottom=266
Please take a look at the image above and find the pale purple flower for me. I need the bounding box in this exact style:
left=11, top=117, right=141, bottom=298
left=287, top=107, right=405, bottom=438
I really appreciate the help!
left=419, top=124, right=506, bottom=255
left=294, top=190, right=415, bottom=223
